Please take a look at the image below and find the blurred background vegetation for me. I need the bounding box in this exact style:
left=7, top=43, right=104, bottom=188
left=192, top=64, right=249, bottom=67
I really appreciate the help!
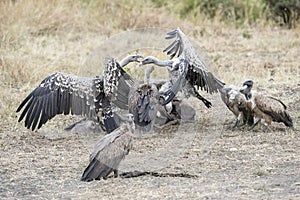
left=154, top=0, right=300, bottom=28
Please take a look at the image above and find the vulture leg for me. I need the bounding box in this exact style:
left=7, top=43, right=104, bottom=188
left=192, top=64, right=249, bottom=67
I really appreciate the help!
left=232, top=119, right=239, bottom=129
left=113, top=169, right=119, bottom=178
left=262, top=119, right=272, bottom=132
left=248, top=118, right=261, bottom=131
left=233, top=112, right=247, bottom=129
left=193, top=88, right=212, bottom=108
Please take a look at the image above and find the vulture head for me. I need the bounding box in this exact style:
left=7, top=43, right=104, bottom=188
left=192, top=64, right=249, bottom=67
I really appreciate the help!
left=240, top=80, right=254, bottom=100
left=140, top=56, right=158, bottom=65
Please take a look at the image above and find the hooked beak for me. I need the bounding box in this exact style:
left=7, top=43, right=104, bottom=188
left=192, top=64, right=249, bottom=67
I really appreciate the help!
left=139, top=59, right=151, bottom=66
left=239, top=85, right=247, bottom=92
left=134, top=55, right=144, bottom=63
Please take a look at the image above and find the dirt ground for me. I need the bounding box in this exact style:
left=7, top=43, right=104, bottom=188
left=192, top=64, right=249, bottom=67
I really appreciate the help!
left=1, top=27, right=300, bottom=199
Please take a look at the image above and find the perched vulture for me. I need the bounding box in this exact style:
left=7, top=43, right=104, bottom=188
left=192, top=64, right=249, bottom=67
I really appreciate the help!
left=247, top=92, right=293, bottom=130
left=140, top=28, right=224, bottom=107
left=16, top=55, right=142, bottom=133
left=81, top=114, right=134, bottom=181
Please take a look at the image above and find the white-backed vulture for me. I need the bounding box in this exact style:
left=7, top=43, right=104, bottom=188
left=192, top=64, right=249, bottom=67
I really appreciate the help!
left=16, top=55, right=142, bottom=133
left=140, top=28, right=224, bottom=107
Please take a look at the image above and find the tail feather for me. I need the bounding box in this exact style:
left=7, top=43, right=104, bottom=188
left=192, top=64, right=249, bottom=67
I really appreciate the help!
left=81, top=158, right=113, bottom=182
left=283, top=112, right=293, bottom=127
left=264, top=110, right=293, bottom=127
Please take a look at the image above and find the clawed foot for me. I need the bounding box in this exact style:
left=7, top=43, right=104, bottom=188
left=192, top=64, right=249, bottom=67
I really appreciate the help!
left=202, top=99, right=212, bottom=108
left=154, top=119, right=180, bottom=130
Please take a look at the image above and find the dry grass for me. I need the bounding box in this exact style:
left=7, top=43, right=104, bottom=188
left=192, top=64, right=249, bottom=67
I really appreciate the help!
left=0, top=1, right=299, bottom=199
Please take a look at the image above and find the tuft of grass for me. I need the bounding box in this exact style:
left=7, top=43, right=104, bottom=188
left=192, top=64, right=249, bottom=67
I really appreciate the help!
left=253, top=169, right=268, bottom=177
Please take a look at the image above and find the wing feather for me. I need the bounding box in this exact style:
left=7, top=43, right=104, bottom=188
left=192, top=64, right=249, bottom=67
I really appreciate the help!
left=164, top=28, right=224, bottom=94
left=81, top=125, right=132, bottom=181
left=16, top=72, right=103, bottom=131
left=254, top=94, right=293, bottom=127
left=104, top=56, right=134, bottom=110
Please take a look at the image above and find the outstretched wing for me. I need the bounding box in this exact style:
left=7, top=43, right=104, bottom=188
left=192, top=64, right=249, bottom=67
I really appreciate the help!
left=163, top=28, right=224, bottom=94
left=103, top=56, right=134, bottom=110
left=16, top=72, right=103, bottom=131
left=254, top=94, right=293, bottom=127
left=81, top=125, right=132, bottom=181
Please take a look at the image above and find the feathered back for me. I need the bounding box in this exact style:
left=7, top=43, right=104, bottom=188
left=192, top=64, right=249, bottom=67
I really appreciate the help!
left=163, top=28, right=224, bottom=94
left=254, top=93, right=293, bottom=127
left=128, top=83, right=158, bottom=130
left=103, top=56, right=134, bottom=110
left=81, top=123, right=133, bottom=181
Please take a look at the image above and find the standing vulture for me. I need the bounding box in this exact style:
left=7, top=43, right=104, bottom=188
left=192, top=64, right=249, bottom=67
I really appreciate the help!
left=140, top=28, right=224, bottom=107
left=81, top=114, right=134, bottom=182
left=220, top=81, right=254, bottom=128
left=16, top=55, right=142, bottom=133
left=247, top=92, right=293, bottom=131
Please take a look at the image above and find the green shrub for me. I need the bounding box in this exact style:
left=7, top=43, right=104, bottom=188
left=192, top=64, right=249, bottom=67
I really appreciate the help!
left=265, top=0, right=300, bottom=28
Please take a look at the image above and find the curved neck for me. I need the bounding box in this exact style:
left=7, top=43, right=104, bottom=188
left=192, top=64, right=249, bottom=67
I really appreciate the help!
left=144, top=66, right=154, bottom=84
left=119, top=56, right=132, bottom=67
left=152, top=57, right=173, bottom=67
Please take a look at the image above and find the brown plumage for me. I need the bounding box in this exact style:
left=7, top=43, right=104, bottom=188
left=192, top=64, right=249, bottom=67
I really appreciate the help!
left=220, top=85, right=254, bottom=128
left=81, top=115, right=134, bottom=182
left=247, top=92, right=293, bottom=130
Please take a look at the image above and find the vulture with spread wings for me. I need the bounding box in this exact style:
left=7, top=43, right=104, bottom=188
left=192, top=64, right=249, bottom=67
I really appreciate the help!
left=141, top=28, right=225, bottom=106
left=16, top=55, right=142, bottom=133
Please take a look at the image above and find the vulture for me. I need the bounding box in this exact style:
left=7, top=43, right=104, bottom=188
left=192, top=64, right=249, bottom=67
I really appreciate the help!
left=128, top=66, right=176, bottom=131
left=16, top=55, right=142, bottom=133
left=81, top=114, right=134, bottom=181
left=220, top=81, right=254, bottom=128
left=128, top=83, right=158, bottom=131
left=140, top=28, right=225, bottom=107
left=239, top=80, right=253, bottom=100
left=247, top=92, right=293, bottom=131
